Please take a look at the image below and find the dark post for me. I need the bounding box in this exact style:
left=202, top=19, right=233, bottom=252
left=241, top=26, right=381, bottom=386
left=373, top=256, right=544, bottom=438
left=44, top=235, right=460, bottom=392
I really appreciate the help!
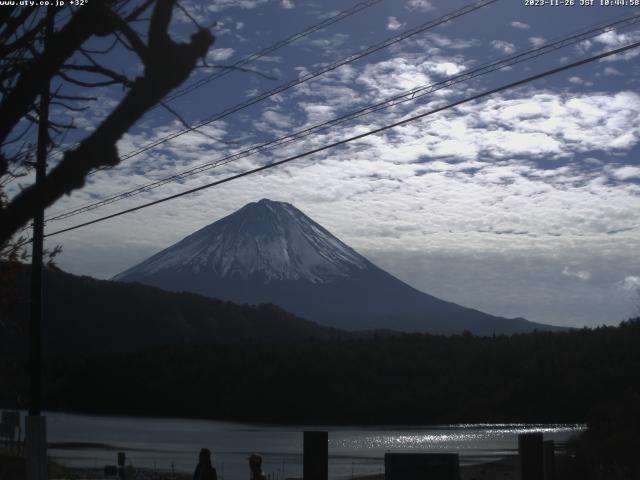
left=104, top=466, right=118, bottom=477
left=118, top=452, right=126, bottom=479
left=29, top=5, right=53, bottom=419
left=543, top=440, right=556, bottom=480
left=26, top=9, right=53, bottom=480
left=384, top=453, right=459, bottom=480
left=518, top=433, right=544, bottom=480
left=303, top=431, right=328, bottom=480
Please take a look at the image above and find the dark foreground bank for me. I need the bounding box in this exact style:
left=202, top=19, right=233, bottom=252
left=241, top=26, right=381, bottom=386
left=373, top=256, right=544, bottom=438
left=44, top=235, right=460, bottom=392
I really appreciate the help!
left=2, top=319, right=639, bottom=425
left=0, top=452, right=528, bottom=480
left=0, top=453, right=620, bottom=480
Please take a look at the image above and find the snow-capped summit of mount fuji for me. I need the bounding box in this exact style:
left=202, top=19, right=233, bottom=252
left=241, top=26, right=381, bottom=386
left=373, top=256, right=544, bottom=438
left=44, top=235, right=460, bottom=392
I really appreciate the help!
left=114, top=199, right=564, bottom=335
left=114, top=199, right=368, bottom=284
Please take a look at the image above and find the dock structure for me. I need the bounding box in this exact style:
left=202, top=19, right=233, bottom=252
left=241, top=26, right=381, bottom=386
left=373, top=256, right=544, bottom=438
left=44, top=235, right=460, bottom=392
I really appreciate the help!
left=543, top=440, right=556, bottom=480
left=303, top=431, right=328, bottom=480
left=384, top=453, right=459, bottom=480
left=518, top=432, right=544, bottom=480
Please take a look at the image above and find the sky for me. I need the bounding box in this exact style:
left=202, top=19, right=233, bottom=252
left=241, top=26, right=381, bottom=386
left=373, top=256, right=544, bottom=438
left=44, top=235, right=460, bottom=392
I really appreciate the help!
left=6, top=0, right=640, bottom=328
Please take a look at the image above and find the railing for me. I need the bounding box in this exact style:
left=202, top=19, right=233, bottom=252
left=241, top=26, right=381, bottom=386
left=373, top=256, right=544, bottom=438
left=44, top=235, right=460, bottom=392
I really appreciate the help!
left=1, top=410, right=24, bottom=458
left=0, top=439, right=25, bottom=457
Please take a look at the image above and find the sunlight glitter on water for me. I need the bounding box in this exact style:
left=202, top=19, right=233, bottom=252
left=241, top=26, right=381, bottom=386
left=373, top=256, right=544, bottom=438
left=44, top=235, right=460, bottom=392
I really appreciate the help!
left=38, top=412, right=584, bottom=477
left=332, top=424, right=582, bottom=449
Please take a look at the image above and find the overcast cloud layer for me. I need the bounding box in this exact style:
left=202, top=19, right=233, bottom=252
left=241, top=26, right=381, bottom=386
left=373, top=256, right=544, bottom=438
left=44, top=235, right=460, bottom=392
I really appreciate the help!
left=9, top=0, right=640, bottom=328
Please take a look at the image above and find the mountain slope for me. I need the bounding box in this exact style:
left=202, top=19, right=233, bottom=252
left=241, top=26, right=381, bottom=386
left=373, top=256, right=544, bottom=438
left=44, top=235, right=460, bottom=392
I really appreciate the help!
left=115, top=199, right=368, bottom=284
left=115, top=199, right=563, bottom=335
left=2, top=265, right=341, bottom=355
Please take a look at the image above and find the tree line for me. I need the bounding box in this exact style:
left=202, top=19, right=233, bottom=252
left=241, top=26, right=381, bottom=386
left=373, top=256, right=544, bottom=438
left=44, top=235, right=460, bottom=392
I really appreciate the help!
left=2, top=319, right=638, bottom=425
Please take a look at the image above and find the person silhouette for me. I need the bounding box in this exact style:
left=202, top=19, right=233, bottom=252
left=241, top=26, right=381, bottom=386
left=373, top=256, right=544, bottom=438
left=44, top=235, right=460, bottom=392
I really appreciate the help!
left=248, top=453, right=267, bottom=480
left=193, top=448, right=218, bottom=480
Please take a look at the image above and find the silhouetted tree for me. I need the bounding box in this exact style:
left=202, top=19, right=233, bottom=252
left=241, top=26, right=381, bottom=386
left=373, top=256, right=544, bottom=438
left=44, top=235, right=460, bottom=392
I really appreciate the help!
left=0, top=0, right=215, bottom=245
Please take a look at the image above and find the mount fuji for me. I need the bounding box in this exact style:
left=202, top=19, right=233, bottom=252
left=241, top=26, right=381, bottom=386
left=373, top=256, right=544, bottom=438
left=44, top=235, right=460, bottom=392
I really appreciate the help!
left=114, top=199, right=561, bottom=335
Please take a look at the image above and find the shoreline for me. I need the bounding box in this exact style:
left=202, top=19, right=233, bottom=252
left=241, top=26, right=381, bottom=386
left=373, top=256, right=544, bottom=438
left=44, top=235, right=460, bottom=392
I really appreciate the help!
left=1, top=406, right=586, bottom=430
left=47, top=456, right=522, bottom=480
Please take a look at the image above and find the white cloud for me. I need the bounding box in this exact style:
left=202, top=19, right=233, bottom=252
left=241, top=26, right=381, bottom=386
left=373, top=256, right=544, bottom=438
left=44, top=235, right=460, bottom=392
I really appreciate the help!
left=387, top=16, right=404, bottom=32
left=308, top=33, right=350, bottom=52
left=342, top=54, right=465, bottom=104
left=509, top=21, right=530, bottom=30
left=175, top=0, right=268, bottom=24
left=41, top=28, right=640, bottom=330
left=491, top=40, right=516, bottom=54
left=529, top=36, right=546, bottom=47
left=576, top=39, right=593, bottom=54
left=372, top=251, right=640, bottom=327
left=298, top=103, right=335, bottom=124
left=470, top=91, right=640, bottom=156
left=594, top=30, right=638, bottom=48
left=562, top=266, right=591, bottom=280
left=280, top=0, right=294, bottom=9
left=97, top=91, right=640, bottom=251
left=406, top=0, right=433, bottom=12
left=207, top=48, right=235, bottom=62
left=357, top=57, right=436, bottom=97
left=584, top=157, right=603, bottom=166
left=256, top=55, right=282, bottom=64
left=617, top=276, right=640, bottom=292
left=260, top=110, right=293, bottom=129
left=609, top=166, right=640, bottom=180
left=592, top=29, right=640, bottom=61
left=567, top=76, right=593, bottom=87
left=422, top=33, right=479, bottom=50
left=206, top=0, right=268, bottom=13
left=603, top=67, right=621, bottom=76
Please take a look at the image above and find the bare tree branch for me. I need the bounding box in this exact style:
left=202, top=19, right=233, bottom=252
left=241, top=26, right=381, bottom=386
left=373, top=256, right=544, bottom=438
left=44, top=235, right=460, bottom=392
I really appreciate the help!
left=159, top=100, right=235, bottom=145
left=125, top=0, right=156, bottom=22
left=56, top=70, right=128, bottom=88
left=50, top=101, right=91, bottom=112
left=0, top=2, right=118, bottom=148
left=0, top=121, right=34, bottom=148
left=48, top=119, right=76, bottom=131
left=80, top=37, right=120, bottom=55
left=0, top=8, right=37, bottom=48
left=0, top=13, right=47, bottom=59
left=61, top=64, right=133, bottom=87
left=0, top=0, right=215, bottom=244
left=109, top=13, right=149, bottom=61
left=175, top=1, right=204, bottom=30
left=51, top=93, right=99, bottom=102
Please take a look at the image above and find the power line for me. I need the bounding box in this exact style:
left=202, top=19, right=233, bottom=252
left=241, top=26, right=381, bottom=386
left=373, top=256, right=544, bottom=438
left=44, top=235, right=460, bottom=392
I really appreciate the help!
left=22, top=0, right=497, bottom=205
left=46, top=0, right=501, bottom=221
left=35, top=0, right=385, bottom=164
left=92, top=0, right=500, bottom=169
left=164, top=0, right=384, bottom=103
left=38, top=40, right=640, bottom=241
left=45, top=12, right=640, bottom=223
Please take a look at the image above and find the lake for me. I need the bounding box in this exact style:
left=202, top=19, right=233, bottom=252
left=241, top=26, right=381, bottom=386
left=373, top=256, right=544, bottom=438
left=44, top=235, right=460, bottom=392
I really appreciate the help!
left=34, top=411, right=583, bottom=479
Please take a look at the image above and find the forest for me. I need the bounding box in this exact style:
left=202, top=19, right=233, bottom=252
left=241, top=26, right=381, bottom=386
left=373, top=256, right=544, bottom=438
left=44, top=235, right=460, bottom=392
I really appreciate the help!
left=2, top=319, right=638, bottom=426
left=2, top=278, right=639, bottom=477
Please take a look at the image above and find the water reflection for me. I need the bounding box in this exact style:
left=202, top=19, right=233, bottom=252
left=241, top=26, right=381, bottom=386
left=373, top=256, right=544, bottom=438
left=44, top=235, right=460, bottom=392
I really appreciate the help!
left=37, top=412, right=584, bottom=479
left=331, top=424, right=581, bottom=452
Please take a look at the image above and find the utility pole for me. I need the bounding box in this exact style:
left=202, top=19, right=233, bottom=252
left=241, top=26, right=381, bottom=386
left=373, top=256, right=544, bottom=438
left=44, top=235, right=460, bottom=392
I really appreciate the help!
left=26, top=7, right=53, bottom=480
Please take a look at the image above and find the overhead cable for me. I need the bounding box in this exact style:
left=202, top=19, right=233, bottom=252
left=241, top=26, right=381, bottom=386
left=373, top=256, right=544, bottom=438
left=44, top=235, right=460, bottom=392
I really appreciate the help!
left=36, top=40, right=640, bottom=241
left=45, top=12, right=640, bottom=223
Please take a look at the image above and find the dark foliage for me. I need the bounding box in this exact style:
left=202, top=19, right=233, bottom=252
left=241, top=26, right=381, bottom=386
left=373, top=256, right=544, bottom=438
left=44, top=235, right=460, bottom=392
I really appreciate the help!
left=0, top=1, right=214, bottom=244
left=2, top=318, right=638, bottom=426
left=564, top=394, right=640, bottom=480
left=1, top=266, right=342, bottom=356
